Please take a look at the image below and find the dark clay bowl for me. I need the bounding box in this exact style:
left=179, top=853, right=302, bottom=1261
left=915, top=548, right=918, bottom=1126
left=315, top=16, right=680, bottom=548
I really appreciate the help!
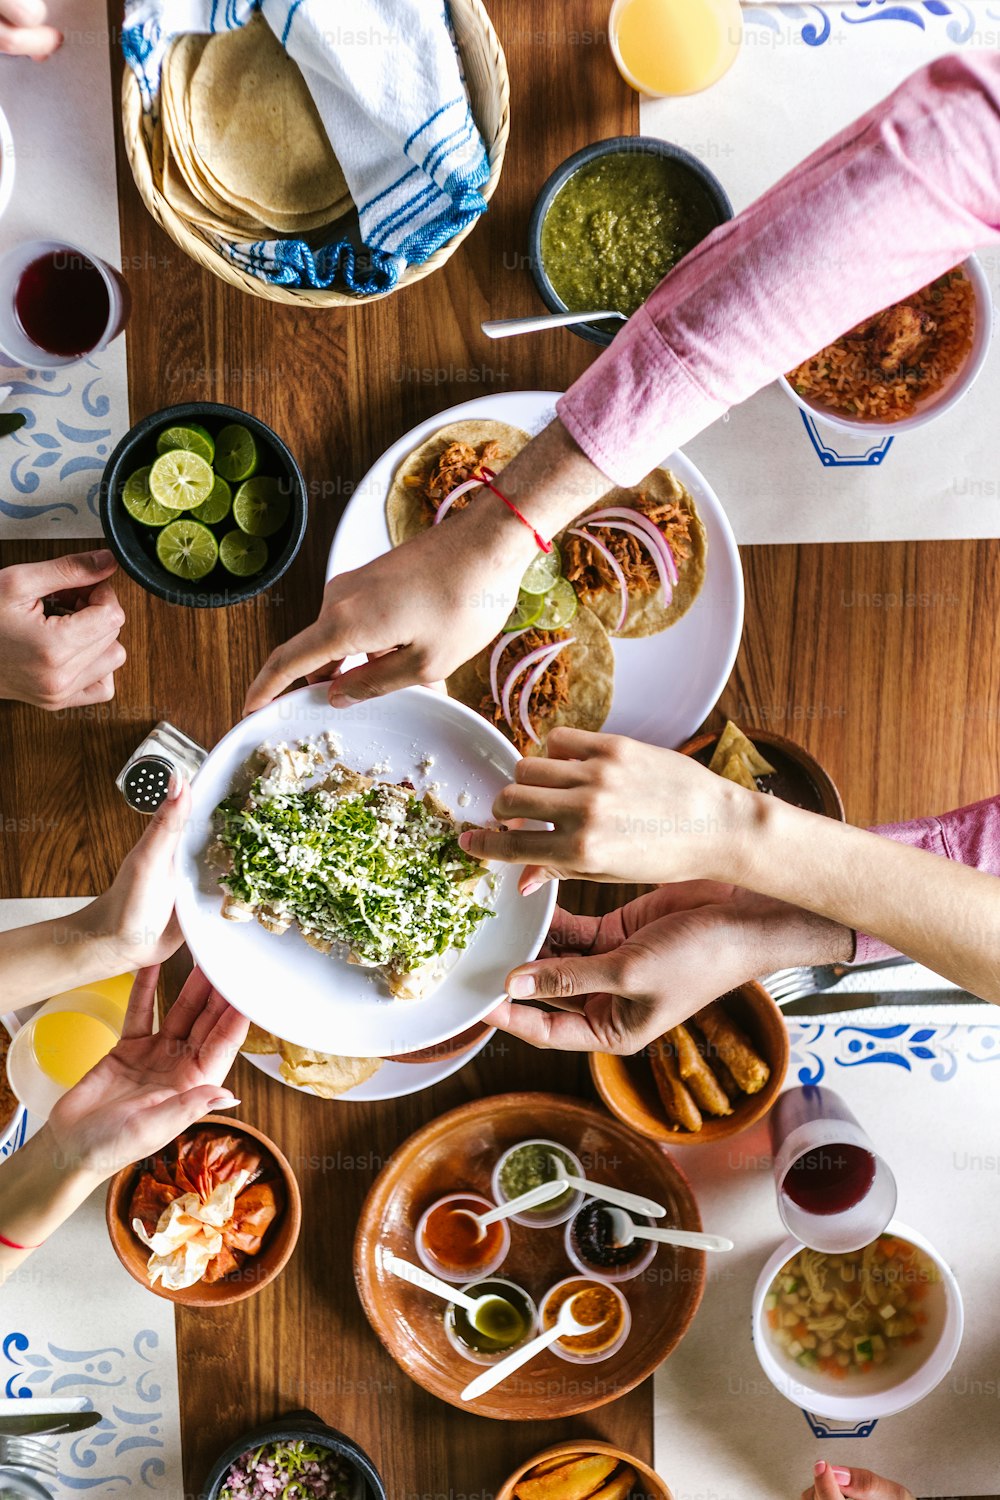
left=100, top=400, right=307, bottom=608
left=528, top=136, right=733, bottom=346
left=680, top=726, right=846, bottom=820
left=199, top=1411, right=387, bottom=1500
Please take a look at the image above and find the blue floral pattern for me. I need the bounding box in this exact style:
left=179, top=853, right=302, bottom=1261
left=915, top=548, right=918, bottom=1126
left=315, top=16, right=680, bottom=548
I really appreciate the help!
left=2, top=1331, right=170, bottom=1492
left=743, top=2, right=986, bottom=46
left=0, top=356, right=115, bottom=530
left=787, top=1019, right=999, bottom=1085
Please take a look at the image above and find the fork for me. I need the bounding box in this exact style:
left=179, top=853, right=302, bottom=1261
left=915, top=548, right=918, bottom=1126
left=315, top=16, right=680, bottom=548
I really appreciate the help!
left=762, top=955, right=911, bottom=1007
left=0, top=1435, right=59, bottom=1476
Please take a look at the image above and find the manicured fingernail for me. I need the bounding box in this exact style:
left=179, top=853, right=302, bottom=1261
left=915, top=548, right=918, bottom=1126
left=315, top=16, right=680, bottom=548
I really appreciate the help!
left=521, top=879, right=543, bottom=897
left=210, top=1095, right=240, bottom=1110
left=814, top=1463, right=827, bottom=1478
left=831, top=1471, right=851, bottom=1486
left=507, top=973, right=535, bottom=998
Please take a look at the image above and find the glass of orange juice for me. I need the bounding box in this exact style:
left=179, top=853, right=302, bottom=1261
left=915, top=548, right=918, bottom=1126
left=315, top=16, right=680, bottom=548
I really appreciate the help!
left=609, top=0, right=743, bottom=97
left=6, top=976, right=133, bottom=1120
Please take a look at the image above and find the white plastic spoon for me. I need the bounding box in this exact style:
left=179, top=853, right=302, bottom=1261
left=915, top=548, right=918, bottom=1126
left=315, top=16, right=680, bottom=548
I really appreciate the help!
left=481, top=310, right=627, bottom=339
left=384, top=1251, right=517, bottom=1335
left=452, top=1180, right=569, bottom=1239
left=547, top=1156, right=666, bottom=1219
left=461, top=1291, right=603, bottom=1402
left=604, top=1205, right=733, bottom=1253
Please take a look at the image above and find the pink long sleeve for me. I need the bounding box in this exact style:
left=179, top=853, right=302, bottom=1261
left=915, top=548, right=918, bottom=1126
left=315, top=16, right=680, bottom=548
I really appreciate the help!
left=557, top=54, right=1000, bottom=486
left=854, top=796, right=1000, bottom=963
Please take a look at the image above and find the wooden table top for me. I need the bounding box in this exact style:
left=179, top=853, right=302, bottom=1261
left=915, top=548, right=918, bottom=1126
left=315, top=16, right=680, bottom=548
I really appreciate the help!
left=0, top=3, right=997, bottom=1497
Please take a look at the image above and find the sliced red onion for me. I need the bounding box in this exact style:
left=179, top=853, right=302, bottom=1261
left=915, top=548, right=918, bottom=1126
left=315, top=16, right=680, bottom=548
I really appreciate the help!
left=567, top=527, right=629, bottom=633
left=585, top=517, right=674, bottom=606
left=433, top=475, right=481, bottom=526
left=518, top=638, right=576, bottom=747
left=489, top=626, right=530, bottom=706
left=586, top=506, right=680, bottom=589
left=499, top=641, right=560, bottom=728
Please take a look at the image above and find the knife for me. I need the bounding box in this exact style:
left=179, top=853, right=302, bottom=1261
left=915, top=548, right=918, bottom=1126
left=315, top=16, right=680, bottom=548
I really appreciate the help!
left=0, top=1411, right=102, bottom=1437
left=782, top=989, right=986, bottom=1017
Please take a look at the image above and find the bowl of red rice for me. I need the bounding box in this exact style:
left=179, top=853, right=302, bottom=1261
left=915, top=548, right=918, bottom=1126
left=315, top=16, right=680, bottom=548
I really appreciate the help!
left=779, top=256, right=993, bottom=435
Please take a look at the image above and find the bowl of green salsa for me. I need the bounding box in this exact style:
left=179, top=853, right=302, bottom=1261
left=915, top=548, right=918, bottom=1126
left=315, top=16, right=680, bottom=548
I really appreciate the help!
left=529, top=137, right=733, bottom=346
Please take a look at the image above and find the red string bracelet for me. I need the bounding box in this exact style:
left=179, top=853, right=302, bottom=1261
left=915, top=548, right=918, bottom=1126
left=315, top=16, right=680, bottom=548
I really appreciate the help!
left=474, top=466, right=552, bottom=554
left=0, top=1231, right=43, bottom=1251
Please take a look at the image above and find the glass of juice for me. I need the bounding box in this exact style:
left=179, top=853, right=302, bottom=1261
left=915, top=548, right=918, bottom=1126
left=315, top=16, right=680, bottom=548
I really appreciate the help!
left=608, top=0, right=742, bottom=97
left=770, top=1086, right=898, bottom=1252
left=0, top=239, right=131, bottom=369
left=6, top=985, right=127, bottom=1121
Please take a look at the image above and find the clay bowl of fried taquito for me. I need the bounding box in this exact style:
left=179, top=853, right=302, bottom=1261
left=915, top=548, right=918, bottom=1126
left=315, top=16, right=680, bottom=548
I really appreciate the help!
left=590, top=982, right=788, bottom=1146
left=496, top=1441, right=674, bottom=1500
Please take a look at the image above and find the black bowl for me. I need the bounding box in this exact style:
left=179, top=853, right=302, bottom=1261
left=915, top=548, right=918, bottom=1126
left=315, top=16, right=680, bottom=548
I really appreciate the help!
left=199, top=1411, right=387, bottom=1500
left=100, top=401, right=308, bottom=608
left=528, top=135, right=734, bottom=347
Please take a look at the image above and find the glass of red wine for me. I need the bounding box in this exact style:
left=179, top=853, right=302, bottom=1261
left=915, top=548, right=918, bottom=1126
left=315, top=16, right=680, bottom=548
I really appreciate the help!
left=0, top=239, right=130, bottom=369
left=770, top=1085, right=897, bottom=1252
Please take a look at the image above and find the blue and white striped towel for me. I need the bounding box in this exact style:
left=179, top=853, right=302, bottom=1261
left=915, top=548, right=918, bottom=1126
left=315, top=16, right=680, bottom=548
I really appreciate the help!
left=122, top=0, right=492, bottom=293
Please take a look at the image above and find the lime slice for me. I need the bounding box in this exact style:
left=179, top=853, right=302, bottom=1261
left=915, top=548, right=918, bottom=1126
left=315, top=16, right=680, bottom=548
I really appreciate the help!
left=534, top=577, right=578, bottom=631
left=233, top=476, right=290, bottom=538
left=520, top=543, right=562, bottom=595
left=149, top=450, right=214, bottom=510
left=121, top=465, right=173, bottom=527
left=219, top=529, right=268, bottom=577
left=156, top=423, right=215, bottom=465
left=191, top=474, right=232, bottom=524
left=503, top=590, right=544, bottom=631
left=156, top=518, right=219, bottom=581
left=214, top=423, right=259, bottom=483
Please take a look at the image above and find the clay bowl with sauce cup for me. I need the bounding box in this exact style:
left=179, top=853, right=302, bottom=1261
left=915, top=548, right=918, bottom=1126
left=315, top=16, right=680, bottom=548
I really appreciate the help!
left=680, top=726, right=845, bottom=820
left=414, top=1190, right=511, bottom=1284
left=100, top=400, right=308, bottom=609
left=591, top=981, right=789, bottom=1148
left=496, top=1440, right=674, bottom=1500
left=528, top=136, right=733, bottom=347
left=752, top=1219, right=963, bottom=1422
left=106, top=1115, right=302, bottom=1307
left=491, top=1136, right=587, bottom=1228
left=538, top=1275, right=632, bottom=1365
left=564, top=1200, right=657, bottom=1285
left=199, top=1410, right=386, bottom=1500
left=443, top=1274, right=538, bottom=1366
left=354, top=1091, right=706, bottom=1419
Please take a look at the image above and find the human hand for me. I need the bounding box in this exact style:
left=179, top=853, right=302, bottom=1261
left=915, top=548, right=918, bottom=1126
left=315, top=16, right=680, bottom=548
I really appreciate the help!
left=0, top=550, right=125, bottom=709
left=459, top=729, right=757, bottom=889
left=803, top=1461, right=914, bottom=1500
left=243, top=502, right=537, bottom=714
left=79, top=775, right=191, bottom=973
left=489, top=882, right=851, bottom=1052
left=46, top=965, right=248, bottom=1179
left=0, top=0, right=61, bottom=57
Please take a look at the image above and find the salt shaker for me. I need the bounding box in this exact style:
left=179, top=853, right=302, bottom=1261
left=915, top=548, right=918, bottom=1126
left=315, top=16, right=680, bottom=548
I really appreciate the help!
left=115, top=721, right=207, bottom=815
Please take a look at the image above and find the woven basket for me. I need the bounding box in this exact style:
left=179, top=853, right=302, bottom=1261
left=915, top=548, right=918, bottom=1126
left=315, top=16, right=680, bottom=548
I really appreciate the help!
left=121, top=0, right=510, bottom=307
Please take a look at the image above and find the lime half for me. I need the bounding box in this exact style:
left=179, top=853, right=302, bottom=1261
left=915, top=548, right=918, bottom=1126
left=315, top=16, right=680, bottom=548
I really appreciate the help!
left=156, top=518, right=219, bottom=580
left=219, top=529, right=268, bottom=578
left=155, top=423, right=215, bottom=465
left=534, top=577, right=578, bottom=631
left=233, top=476, right=290, bottom=538
left=214, top=423, right=259, bottom=483
left=520, top=543, right=562, bottom=596
left=191, top=474, right=232, bottom=524
left=149, top=450, right=214, bottom=510
left=122, top=465, right=173, bottom=527
left=503, top=590, right=543, bottom=631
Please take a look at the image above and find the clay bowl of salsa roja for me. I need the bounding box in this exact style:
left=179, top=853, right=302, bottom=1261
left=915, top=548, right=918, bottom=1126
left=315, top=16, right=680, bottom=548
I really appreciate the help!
left=106, top=1115, right=301, bottom=1307
left=591, top=981, right=789, bottom=1148
left=680, top=727, right=845, bottom=820
left=354, top=1091, right=706, bottom=1419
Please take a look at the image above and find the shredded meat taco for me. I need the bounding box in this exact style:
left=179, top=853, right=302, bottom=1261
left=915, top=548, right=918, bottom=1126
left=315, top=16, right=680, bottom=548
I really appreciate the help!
left=385, top=419, right=531, bottom=545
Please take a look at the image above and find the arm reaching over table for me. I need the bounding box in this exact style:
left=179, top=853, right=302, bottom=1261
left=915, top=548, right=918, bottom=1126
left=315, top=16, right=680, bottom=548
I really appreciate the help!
left=0, top=550, right=126, bottom=710
left=246, top=54, right=1000, bottom=712
left=0, top=966, right=247, bottom=1283
left=488, top=882, right=851, bottom=1054
left=461, top=729, right=1000, bottom=1007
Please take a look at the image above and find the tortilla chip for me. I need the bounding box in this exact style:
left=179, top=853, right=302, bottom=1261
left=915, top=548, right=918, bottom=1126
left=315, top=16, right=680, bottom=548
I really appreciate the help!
left=563, top=468, right=708, bottom=638
left=708, top=721, right=777, bottom=780
left=446, top=605, right=615, bottom=756
left=241, top=1023, right=279, bottom=1055
left=385, top=420, right=532, bottom=546
left=278, top=1040, right=383, bottom=1099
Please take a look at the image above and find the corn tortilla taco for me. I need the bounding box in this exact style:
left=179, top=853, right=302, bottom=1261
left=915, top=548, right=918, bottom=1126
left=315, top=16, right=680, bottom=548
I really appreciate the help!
left=385, top=420, right=531, bottom=546
left=560, top=468, right=708, bottom=638
left=447, top=606, right=615, bottom=757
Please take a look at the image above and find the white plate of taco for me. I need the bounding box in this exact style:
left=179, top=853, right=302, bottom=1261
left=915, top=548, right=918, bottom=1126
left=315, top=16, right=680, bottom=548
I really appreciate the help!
left=174, top=685, right=556, bottom=1057
left=328, top=391, right=743, bottom=750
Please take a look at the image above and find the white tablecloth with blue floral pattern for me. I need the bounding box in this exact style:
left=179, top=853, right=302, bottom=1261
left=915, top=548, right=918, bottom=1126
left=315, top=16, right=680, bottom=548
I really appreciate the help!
left=654, top=1007, right=1000, bottom=1498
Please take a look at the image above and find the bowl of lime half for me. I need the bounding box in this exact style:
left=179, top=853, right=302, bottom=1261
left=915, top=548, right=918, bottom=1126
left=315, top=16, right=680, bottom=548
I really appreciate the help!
left=99, top=401, right=308, bottom=608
